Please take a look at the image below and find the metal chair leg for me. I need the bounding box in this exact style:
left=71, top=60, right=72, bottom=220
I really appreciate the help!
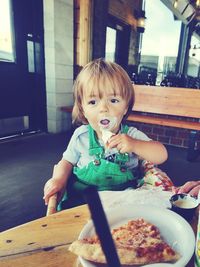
left=187, top=130, right=200, bottom=162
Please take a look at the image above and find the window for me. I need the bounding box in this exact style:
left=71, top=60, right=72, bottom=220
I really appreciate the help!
left=105, top=27, right=117, bottom=62
left=0, top=0, right=15, bottom=62
left=105, top=16, right=130, bottom=69
left=140, top=0, right=182, bottom=85
left=187, top=34, right=200, bottom=77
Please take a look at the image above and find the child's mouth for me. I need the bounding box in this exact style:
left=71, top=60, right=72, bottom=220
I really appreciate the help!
left=99, top=117, right=117, bottom=130
left=100, top=119, right=110, bottom=126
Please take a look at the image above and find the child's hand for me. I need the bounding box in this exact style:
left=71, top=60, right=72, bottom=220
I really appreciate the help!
left=108, top=134, right=135, bottom=153
left=43, top=178, right=66, bottom=205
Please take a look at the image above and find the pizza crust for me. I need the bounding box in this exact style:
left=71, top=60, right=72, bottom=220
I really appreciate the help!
left=69, top=241, right=106, bottom=263
left=69, top=219, right=180, bottom=265
left=69, top=239, right=180, bottom=265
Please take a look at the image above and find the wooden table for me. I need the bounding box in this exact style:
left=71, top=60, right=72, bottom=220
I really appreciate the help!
left=0, top=204, right=198, bottom=267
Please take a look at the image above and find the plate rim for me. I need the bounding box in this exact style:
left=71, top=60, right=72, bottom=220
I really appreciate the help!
left=78, top=205, right=195, bottom=267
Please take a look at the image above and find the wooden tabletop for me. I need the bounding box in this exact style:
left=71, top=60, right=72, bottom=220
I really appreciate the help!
left=0, top=204, right=198, bottom=267
left=0, top=205, right=90, bottom=267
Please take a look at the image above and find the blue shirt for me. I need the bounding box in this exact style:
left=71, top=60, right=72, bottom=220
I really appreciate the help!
left=63, top=125, right=151, bottom=170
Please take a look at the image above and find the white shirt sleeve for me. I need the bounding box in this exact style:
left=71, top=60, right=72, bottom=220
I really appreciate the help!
left=62, top=129, right=81, bottom=165
left=127, top=126, right=152, bottom=141
left=62, top=125, right=89, bottom=166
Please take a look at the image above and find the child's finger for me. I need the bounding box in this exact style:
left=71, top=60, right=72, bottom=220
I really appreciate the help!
left=43, top=191, right=52, bottom=205
left=189, top=185, right=200, bottom=197
left=43, top=187, right=58, bottom=205
left=108, top=137, right=121, bottom=149
left=44, top=180, right=58, bottom=196
left=43, top=195, right=49, bottom=205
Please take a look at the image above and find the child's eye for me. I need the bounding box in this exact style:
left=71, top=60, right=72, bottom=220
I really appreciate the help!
left=110, top=98, right=119, bottom=103
left=88, top=100, right=96, bottom=105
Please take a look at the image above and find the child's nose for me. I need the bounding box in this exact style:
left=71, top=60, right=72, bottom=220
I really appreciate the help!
left=99, top=100, right=109, bottom=112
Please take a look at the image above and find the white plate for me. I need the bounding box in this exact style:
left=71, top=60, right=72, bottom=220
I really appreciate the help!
left=78, top=205, right=195, bottom=267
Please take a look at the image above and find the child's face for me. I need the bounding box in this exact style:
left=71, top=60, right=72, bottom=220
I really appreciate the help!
left=82, top=88, right=128, bottom=138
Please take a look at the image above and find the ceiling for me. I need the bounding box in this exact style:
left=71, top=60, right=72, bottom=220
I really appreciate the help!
left=161, top=0, right=200, bottom=36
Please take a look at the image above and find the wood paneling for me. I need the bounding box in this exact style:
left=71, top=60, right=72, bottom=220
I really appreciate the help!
left=60, top=84, right=200, bottom=131
left=133, top=85, right=200, bottom=118
left=74, top=0, right=92, bottom=70
left=74, top=0, right=141, bottom=71
left=108, top=0, right=140, bottom=28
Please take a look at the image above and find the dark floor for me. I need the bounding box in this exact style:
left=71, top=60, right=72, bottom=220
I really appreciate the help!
left=0, top=131, right=199, bottom=232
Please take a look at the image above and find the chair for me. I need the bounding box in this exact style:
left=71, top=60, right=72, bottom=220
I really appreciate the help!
left=46, top=160, right=174, bottom=216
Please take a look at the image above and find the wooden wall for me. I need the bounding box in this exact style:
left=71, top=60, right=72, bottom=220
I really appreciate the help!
left=108, top=0, right=141, bottom=67
left=74, top=0, right=92, bottom=77
left=74, top=0, right=142, bottom=76
left=108, top=0, right=139, bottom=28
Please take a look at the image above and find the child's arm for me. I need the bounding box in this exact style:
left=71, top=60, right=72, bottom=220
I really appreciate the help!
left=43, top=159, right=73, bottom=205
left=108, top=134, right=168, bottom=164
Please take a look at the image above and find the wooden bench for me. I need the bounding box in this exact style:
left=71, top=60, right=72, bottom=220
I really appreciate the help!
left=61, top=85, right=200, bottom=161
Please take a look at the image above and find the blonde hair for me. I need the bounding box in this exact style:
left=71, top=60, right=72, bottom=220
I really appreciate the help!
left=72, top=58, right=134, bottom=125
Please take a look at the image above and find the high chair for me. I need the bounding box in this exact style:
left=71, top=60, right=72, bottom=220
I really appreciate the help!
left=46, top=160, right=174, bottom=216
left=46, top=194, right=57, bottom=216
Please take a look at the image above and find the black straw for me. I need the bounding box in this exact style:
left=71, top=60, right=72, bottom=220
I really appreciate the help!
left=83, top=186, right=121, bottom=267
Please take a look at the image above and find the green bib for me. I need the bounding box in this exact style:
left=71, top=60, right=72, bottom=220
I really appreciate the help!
left=57, top=124, right=137, bottom=211
left=73, top=125, right=136, bottom=190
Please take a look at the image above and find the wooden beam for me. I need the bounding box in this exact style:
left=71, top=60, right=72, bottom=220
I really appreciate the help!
left=127, top=114, right=200, bottom=131
left=79, top=0, right=92, bottom=66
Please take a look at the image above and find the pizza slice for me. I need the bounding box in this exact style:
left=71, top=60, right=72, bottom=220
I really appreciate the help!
left=69, top=219, right=180, bottom=265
